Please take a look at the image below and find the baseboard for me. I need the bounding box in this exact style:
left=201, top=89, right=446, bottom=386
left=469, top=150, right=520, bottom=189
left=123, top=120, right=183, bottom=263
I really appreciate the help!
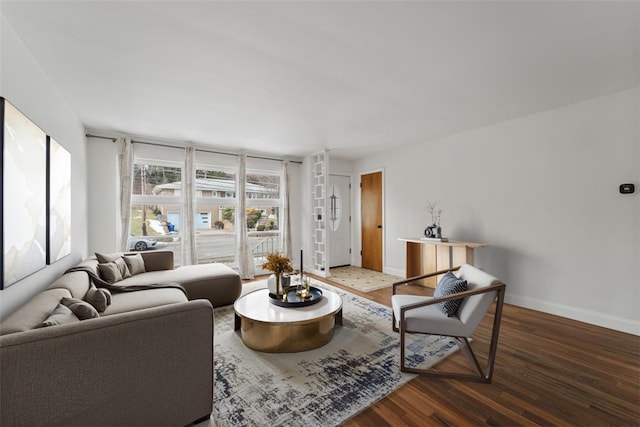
left=383, top=266, right=405, bottom=278
left=506, top=293, right=640, bottom=336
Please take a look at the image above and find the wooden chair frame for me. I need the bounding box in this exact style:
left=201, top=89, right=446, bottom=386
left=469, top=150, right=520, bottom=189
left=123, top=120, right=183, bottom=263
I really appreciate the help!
left=392, top=266, right=506, bottom=383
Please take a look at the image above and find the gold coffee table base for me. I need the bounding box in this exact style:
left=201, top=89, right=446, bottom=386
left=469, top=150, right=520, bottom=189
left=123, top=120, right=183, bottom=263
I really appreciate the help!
left=234, top=309, right=342, bottom=352
left=234, top=288, right=343, bottom=353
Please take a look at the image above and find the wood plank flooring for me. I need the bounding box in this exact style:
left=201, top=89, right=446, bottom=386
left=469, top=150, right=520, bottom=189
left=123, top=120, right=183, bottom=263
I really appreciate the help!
left=315, top=276, right=640, bottom=426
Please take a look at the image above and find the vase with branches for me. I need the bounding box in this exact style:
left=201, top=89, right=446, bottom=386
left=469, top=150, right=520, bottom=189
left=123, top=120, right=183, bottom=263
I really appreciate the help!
left=262, top=253, right=293, bottom=299
left=426, top=201, right=443, bottom=238
left=426, top=202, right=442, bottom=226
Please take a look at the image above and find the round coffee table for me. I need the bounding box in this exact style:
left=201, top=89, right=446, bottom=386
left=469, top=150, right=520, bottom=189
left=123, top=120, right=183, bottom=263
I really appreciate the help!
left=234, top=288, right=343, bottom=353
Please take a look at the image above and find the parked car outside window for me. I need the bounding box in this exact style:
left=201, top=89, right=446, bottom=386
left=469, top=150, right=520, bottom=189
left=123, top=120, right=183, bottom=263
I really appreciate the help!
left=128, top=235, right=157, bottom=251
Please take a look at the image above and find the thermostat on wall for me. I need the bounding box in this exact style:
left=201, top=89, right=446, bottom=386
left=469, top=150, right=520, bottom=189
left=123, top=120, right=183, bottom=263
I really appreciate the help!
left=619, top=183, right=635, bottom=194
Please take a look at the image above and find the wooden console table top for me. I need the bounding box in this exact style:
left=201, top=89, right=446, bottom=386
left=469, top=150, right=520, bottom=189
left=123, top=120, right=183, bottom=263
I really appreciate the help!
left=398, top=237, right=486, bottom=248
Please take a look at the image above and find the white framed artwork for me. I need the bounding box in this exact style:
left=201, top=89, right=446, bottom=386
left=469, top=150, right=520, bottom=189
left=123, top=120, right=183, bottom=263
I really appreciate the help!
left=2, top=98, right=47, bottom=289
left=47, top=136, right=71, bottom=264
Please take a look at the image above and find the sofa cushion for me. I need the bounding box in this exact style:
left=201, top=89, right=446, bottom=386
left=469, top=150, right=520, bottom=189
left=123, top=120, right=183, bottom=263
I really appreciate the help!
left=117, top=263, right=241, bottom=307
left=123, top=253, right=146, bottom=275
left=41, top=304, right=80, bottom=327
left=434, top=272, right=468, bottom=317
left=85, top=285, right=112, bottom=312
left=171, top=264, right=242, bottom=307
left=47, top=270, right=92, bottom=299
left=0, top=289, right=72, bottom=335
left=100, top=288, right=188, bottom=316
left=61, top=297, right=100, bottom=320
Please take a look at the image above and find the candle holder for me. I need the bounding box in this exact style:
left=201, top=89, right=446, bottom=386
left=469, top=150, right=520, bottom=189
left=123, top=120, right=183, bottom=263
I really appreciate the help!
left=296, top=277, right=305, bottom=297
left=296, top=276, right=311, bottom=299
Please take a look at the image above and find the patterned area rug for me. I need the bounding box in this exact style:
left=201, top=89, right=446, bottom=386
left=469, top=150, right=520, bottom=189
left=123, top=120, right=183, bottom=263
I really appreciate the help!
left=213, top=279, right=459, bottom=427
left=328, top=266, right=403, bottom=292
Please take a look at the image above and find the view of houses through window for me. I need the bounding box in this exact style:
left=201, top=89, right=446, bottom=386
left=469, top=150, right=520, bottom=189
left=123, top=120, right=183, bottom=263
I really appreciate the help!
left=129, top=158, right=283, bottom=268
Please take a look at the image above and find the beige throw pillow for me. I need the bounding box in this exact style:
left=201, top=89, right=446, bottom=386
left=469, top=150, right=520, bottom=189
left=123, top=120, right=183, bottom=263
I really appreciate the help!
left=42, top=303, right=80, bottom=327
left=85, top=285, right=112, bottom=312
left=61, top=297, right=100, bottom=320
left=123, top=253, right=146, bottom=275
left=114, top=257, right=132, bottom=279
left=98, top=262, right=123, bottom=283
left=95, top=252, right=120, bottom=263
left=95, top=252, right=131, bottom=280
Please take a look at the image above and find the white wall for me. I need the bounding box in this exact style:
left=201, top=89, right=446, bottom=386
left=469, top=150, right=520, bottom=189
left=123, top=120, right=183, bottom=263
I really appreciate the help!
left=353, top=88, right=640, bottom=335
left=329, top=157, right=354, bottom=176
left=86, top=137, right=119, bottom=254
left=0, top=16, right=88, bottom=320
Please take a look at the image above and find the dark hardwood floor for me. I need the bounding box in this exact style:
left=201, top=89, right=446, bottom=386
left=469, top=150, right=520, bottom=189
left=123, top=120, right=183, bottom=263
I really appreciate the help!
left=314, top=275, right=640, bottom=426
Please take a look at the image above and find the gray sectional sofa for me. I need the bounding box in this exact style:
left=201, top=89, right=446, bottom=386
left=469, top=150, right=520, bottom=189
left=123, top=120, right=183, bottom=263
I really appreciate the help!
left=0, top=250, right=242, bottom=426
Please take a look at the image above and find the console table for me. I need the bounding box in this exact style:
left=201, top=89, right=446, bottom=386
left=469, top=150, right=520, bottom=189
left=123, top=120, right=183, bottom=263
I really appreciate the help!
left=398, top=238, right=486, bottom=288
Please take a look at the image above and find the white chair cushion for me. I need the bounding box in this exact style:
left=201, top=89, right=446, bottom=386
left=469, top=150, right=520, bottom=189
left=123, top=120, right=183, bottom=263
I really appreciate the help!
left=456, top=264, right=502, bottom=329
left=392, top=294, right=475, bottom=337
left=392, top=264, right=504, bottom=338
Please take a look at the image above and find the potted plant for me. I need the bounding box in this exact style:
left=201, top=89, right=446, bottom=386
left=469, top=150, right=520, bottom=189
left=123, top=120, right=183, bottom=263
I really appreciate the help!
left=262, top=252, right=293, bottom=299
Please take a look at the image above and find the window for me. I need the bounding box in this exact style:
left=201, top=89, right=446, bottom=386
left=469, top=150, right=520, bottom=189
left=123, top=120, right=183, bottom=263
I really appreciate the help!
left=127, top=147, right=287, bottom=271
left=246, top=172, right=279, bottom=199
left=194, top=167, right=237, bottom=265
left=129, top=161, right=183, bottom=265
left=246, top=170, right=282, bottom=267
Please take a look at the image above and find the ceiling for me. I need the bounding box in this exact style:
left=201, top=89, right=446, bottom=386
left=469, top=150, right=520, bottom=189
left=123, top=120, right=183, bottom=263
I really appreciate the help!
left=2, top=1, right=638, bottom=160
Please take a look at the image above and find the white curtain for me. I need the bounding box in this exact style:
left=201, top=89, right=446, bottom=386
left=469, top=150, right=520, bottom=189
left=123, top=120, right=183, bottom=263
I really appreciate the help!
left=182, top=146, right=197, bottom=265
left=236, top=155, right=255, bottom=279
left=281, top=160, right=292, bottom=258
left=116, top=137, right=133, bottom=252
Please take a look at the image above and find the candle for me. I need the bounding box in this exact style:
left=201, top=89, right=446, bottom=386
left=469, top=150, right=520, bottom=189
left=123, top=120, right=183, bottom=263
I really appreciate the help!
left=300, top=249, right=303, bottom=279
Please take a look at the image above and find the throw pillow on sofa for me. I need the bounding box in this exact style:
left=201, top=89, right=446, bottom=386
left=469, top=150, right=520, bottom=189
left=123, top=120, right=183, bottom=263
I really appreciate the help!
left=95, top=252, right=121, bottom=263
left=85, top=285, right=112, bottom=312
left=98, top=262, right=123, bottom=283
left=123, top=253, right=146, bottom=275
left=114, top=258, right=132, bottom=279
left=95, top=252, right=132, bottom=280
left=61, top=297, right=100, bottom=320
left=41, top=303, right=80, bottom=327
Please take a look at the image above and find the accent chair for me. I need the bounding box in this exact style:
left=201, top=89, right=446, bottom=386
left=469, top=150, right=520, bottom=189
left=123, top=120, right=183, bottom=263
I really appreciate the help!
left=391, top=263, right=506, bottom=383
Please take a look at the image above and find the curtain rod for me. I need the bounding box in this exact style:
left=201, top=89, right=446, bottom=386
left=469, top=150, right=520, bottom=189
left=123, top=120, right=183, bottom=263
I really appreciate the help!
left=86, top=134, right=116, bottom=142
left=85, top=133, right=302, bottom=164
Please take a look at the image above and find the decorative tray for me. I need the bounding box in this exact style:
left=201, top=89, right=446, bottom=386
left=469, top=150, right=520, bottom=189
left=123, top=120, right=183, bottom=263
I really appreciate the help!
left=268, top=286, right=323, bottom=308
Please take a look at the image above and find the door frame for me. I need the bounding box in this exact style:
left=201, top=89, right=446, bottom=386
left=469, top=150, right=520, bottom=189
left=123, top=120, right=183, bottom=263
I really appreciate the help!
left=357, top=168, right=384, bottom=270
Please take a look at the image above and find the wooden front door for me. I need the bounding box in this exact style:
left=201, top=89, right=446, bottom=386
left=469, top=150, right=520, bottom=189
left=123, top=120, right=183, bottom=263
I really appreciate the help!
left=361, top=171, right=383, bottom=272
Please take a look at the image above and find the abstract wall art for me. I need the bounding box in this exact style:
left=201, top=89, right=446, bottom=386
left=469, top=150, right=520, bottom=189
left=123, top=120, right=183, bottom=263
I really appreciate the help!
left=1, top=97, right=47, bottom=289
left=47, top=136, right=71, bottom=264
